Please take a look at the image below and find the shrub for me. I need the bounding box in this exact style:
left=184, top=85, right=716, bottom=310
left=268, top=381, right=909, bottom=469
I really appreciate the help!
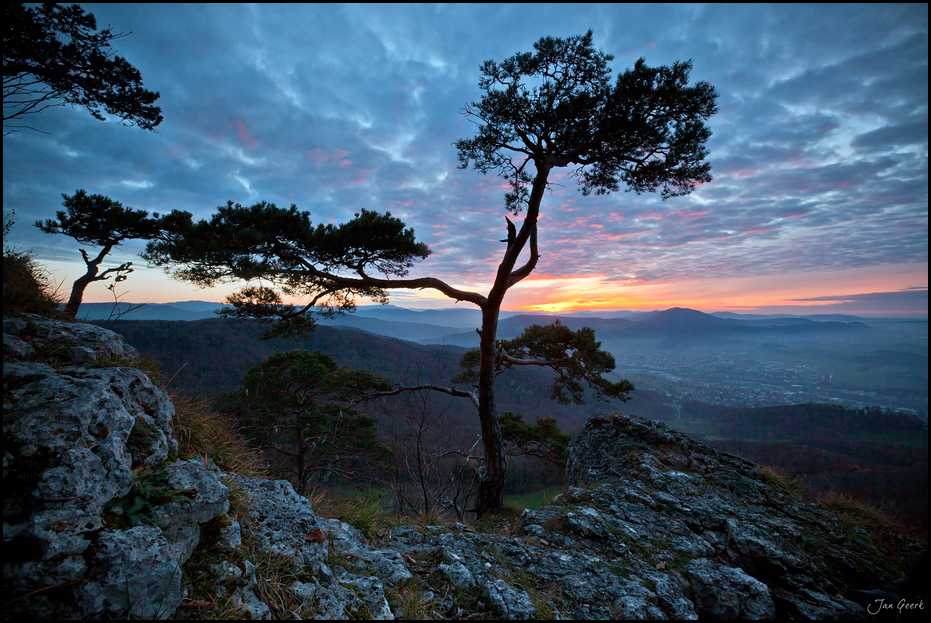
left=2, top=246, right=64, bottom=317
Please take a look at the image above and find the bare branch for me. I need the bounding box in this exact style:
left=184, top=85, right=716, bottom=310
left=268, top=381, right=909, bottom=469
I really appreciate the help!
left=363, top=383, right=479, bottom=411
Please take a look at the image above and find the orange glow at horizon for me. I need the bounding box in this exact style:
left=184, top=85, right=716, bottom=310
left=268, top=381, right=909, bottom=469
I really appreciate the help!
left=56, top=257, right=927, bottom=315
left=501, top=262, right=928, bottom=313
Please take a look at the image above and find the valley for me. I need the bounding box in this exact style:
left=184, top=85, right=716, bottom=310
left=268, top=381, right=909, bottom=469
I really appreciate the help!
left=95, top=307, right=928, bottom=532
left=86, top=302, right=929, bottom=417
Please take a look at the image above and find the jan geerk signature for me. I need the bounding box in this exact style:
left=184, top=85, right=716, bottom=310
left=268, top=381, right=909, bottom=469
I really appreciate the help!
left=867, top=598, right=925, bottom=616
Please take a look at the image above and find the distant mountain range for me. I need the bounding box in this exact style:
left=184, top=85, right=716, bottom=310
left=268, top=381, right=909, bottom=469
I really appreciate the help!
left=75, top=301, right=875, bottom=347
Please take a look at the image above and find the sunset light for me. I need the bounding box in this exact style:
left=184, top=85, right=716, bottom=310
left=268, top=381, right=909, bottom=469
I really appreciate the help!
left=4, top=8, right=926, bottom=613
left=4, top=4, right=926, bottom=319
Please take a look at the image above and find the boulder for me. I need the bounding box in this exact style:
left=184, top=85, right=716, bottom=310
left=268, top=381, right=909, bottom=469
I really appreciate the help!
left=3, top=318, right=227, bottom=619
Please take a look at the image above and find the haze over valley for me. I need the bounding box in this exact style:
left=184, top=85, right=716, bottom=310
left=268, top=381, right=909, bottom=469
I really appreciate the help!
left=83, top=302, right=928, bottom=418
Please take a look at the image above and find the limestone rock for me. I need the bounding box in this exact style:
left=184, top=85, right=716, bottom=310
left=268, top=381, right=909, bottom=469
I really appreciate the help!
left=3, top=318, right=226, bottom=619
left=686, top=557, right=775, bottom=619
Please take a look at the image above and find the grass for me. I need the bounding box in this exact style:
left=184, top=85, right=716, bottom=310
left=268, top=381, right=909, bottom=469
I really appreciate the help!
left=310, top=491, right=402, bottom=540
left=758, top=465, right=802, bottom=501
left=812, top=490, right=925, bottom=581
left=504, top=486, right=564, bottom=511
left=171, top=393, right=268, bottom=478
left=383, top=578, right=439, bottom=620
left=2, top=243, right=65, bottom=318
left=814, top=490, right=917, bottom=544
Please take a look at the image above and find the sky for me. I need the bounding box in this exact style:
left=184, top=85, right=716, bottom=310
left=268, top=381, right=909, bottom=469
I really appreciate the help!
left=3, top=3, right=928, bottom=317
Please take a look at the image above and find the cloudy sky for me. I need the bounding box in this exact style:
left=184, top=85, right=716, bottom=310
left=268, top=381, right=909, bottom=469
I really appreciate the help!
left=3, top=3, right=927, bottom=316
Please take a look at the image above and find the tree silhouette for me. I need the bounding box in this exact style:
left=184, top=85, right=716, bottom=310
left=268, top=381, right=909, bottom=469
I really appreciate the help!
left=145, top=31, right=717, bottom=515
left=3, top=3, right=162, bottom=135
left=36, top=190, right=162, bottom=318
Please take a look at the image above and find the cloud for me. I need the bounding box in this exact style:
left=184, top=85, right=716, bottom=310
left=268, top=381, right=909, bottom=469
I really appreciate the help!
left=3, top=4, right=926, bottom=311
left=851, top=121, right=928, bottom=151
left=789, top=289, right=928, bottom=304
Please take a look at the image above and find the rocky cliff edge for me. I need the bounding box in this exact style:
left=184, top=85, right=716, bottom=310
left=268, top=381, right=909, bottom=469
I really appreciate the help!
left=3, top=316, right=923, bottom=619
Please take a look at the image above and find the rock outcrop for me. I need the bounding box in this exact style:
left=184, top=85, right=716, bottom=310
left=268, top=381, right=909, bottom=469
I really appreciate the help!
left=3, top=316, right=921, bottom=619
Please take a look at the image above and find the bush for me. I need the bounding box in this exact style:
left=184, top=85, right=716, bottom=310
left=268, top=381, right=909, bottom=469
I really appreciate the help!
left=2, top=246, right=64, bottom=317
left=3, top=210, right=63, bottom=317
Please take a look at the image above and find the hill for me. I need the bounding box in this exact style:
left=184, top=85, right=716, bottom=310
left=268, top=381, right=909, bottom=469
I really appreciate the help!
left=673, top=402, right=928, bottom=532
left=96, top=316, right=929, bottom=532
left=96, top=318, right=627, bottom=441
left=79, top=302, right=875, bottom=344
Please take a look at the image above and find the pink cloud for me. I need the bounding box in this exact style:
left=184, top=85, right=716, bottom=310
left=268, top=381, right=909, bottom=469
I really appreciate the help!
left=305, top=148, right=352, bottom=167
left=667, top=208, right=710, bottom=221
left=347, top=168, right=375, bottom=185
left=235, top=119, right=257, bottom=150
left=727, top=166, right=767, bottom=180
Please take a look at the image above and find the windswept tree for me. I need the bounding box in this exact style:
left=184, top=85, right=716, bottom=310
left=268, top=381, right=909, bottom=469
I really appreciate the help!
left=36, top=189, right=162, bottom=318
left=218, top=349, right=393, bottom=496
left=3, top=2, right=162, bottom=135
left=145, top=31, right=718, bottom=515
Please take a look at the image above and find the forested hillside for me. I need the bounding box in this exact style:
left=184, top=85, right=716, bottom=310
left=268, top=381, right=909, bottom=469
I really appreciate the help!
left=675, top=402, right=928, bottom=532
left=100, top=318, right=606, bottom=430
left=100, top=318, right=928, bottom=532
left=99, top=318, right=614, bottom=497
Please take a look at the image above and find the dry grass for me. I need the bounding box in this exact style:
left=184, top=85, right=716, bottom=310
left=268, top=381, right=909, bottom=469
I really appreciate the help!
left=171, top=393, right=267, bottom=479
left=2, top=245, right=65, bottom=318
left=310, top=492, right=402, bottom=540
left=384, top=578, right=440, bottom=620
left=815, top=491, right=905, bottom=533
left=758, top=465, right=802, bottom=501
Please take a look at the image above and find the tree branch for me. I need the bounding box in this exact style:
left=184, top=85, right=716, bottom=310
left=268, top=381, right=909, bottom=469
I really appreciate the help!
left=362, top=383, right=479, bottom=410
left=508, top=223, right=539, bottom=286
left=303, top=264, right=488, bottom=308
left=496, top=347, right=567, bottom=368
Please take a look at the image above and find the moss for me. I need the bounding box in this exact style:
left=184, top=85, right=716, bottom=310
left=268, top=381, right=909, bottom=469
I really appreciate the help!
left=591, top=559, right=630, bottom=579
left=668, top=552, right=693, bottom=569
left=327, top=549, right=356, bottom=574
left=340, top=596, right=371, bottom=620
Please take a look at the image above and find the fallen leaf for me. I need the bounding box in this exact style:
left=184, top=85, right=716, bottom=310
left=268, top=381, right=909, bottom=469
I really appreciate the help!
left=402, top=554, right=417, bottom=564
left=304, top=528, right=328, bottom=543
left=655, top=561, right=666, bottom=571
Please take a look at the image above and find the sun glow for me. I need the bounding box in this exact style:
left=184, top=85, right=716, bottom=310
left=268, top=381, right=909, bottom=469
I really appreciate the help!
left=500, top=263, right=928, bottom=315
